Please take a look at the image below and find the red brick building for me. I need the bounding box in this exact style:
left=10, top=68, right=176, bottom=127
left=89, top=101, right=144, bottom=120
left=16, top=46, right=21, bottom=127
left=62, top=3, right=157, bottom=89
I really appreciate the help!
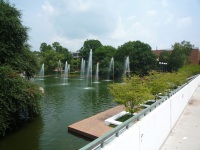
left=152, top=48, right=200, bottom=65
left=189, top=49, right=200, bottom=64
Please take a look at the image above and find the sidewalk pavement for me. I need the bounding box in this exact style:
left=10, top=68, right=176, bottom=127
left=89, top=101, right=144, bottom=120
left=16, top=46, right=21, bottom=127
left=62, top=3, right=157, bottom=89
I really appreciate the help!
left=161, top=84, right=200, bottom=150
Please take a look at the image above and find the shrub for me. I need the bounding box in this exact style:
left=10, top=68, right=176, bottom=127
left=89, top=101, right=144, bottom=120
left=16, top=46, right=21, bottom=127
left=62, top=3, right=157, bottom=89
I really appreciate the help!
left=0, top=66, right=41, bottom=136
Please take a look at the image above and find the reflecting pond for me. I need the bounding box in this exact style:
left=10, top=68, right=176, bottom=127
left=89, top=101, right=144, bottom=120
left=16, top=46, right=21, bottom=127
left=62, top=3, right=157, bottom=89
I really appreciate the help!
left=0, top=77, right=118, bottom=150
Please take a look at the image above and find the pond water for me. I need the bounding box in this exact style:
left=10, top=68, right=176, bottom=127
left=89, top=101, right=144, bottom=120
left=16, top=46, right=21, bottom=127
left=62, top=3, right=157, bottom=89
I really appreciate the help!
left=0, top=77, right=118, bottom=150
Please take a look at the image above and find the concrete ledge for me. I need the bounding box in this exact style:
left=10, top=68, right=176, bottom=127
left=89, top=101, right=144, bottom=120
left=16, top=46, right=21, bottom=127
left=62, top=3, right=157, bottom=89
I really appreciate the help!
left=104, top=111, right=129, bottom=126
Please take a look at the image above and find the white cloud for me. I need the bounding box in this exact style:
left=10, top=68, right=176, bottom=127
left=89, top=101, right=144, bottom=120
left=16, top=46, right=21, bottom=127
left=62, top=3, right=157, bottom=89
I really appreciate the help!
left=51, top=35, right=84, bottom=51
left=146, top=10, right=157, bottom=16
left=110, top=16, right=156, bottom=47
left=155, top=22, right=160, bottom=26
left=165, top=13, right=174, bottom=23
left=42, top=1, right=58, bottom=15
left=161, top=0, right=170, bottom=7
left=9, top=0, right=200, bottom=51
left=177, top=17, right=192, bottom=28
left=65, top=0, right=91, bottom=12
left=111, top=17, right=126, bottom=40
left=126, top=16, right=136, bottom=21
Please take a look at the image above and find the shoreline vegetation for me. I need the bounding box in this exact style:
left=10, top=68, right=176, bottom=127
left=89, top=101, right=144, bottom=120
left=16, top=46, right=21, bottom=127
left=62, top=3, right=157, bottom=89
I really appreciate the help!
left=1, top=0, right=200, bottom=138
left=109, top=65, right=200, bottom=116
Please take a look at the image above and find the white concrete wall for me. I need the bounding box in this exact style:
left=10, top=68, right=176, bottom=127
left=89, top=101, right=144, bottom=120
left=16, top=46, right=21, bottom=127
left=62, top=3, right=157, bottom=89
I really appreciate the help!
left=103, top=75, right=200, bottom=150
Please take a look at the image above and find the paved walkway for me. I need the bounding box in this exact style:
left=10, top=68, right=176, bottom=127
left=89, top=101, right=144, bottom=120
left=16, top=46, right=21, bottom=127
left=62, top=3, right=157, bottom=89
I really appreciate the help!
left=161, top=84, right=200, bottom=150
left=68, top=105, right=125, bottom=139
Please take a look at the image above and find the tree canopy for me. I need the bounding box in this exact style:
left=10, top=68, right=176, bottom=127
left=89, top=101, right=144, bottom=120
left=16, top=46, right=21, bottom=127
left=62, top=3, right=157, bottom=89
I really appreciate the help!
left=109, top=76, right=152, bottom=114
left=168, top=41, right=193, bottom=71
left=115, top=41, right=157, bottom=76
left=109, top=65, right=200, bottom=114
left=0, top=0, right=41, bottom=136
left=0, top=0, right=38, bottom=78
left=79, top=39, right=103, bottom=61
left=39, top=42, right=72, bottom=73
left=0, top=66, right=41, bottom=136
left=94, top=45, right=117, bottom=77
left=159, top=50, right=171, bottom=63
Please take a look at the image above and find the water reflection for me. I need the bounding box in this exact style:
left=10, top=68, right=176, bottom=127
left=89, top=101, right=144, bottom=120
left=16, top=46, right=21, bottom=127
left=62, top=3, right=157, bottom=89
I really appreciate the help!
left=0, top=117, right=43, bottom=150
left=0, top=77, right=117, bottom=150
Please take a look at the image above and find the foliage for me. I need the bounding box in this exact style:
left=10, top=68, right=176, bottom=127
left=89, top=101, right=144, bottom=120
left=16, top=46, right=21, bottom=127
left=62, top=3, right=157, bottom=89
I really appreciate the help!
left=40, top=42, right=52, bottom=53
left=159, top=50, right=171, bottom=64
left=179, top=65, right=200, bottom=77
left=115, top=41, right=157, bottom=76
left=0, top=0, right=38, bottom=78
left=109, top=76, right=152, bottom=114
left=146, top=72, right=169, bottom=100
left=0, top=66, right=41, bottom=136
left=168, top=41, right=193, bottom=71
left=41, top=49, right=64, bottom=73
left=94, top=45, right=117, bottom=77
left=79, top=39, right=103, bottom=61
left=0, top=0, right=42, bottom=136
left=14, top=45, right=39, bottom=79
left=109, top=65, right=200, bottom=114
left=0, top=0, right=28, bottom=64
left=39, top=42, right=72, bottom=73
left=71, top=58, right=80, bottom=72
left=94, top=46, right=116, bottom=62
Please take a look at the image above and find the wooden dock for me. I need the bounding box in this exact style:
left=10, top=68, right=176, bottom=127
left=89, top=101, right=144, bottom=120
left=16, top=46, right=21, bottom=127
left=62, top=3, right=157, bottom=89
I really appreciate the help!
left=68, top=105, right=125, bottom=139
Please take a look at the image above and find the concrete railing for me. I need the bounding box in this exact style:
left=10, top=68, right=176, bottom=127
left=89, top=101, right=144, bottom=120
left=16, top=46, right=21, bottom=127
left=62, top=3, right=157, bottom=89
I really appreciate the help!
left=80, top=74, right=200, bottom=150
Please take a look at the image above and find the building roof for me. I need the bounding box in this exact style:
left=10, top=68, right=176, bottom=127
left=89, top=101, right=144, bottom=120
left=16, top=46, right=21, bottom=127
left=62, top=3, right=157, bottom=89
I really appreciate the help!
left=152, top=49, right=200, bottom=65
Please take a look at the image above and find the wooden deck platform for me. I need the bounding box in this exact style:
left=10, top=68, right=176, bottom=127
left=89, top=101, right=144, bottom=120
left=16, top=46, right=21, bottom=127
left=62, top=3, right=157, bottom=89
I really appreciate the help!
left=68, top=105, right=125, bottom=139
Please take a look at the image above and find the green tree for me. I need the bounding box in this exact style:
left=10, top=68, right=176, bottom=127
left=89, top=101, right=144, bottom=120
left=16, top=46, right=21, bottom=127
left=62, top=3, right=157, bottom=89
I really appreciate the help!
left=115, top=41, right=157, bottom=76
left=94, top=45, right=117, bottom=77
left=79, top=39, right=103, bottom=61
left=71, top=58, right=80, bottom=72
left=146, top=71, right=169, bottom=100
left=40, top=42, right=52, bottom=53
left=0, top=0, right=41, bottom=136
left=41, top=50, right=65, bottom=73
left=0, top=0, right=28, bottom=64
left=109, top=76, right=152, bottom=114
left=159, top=50, right=171, bottom=63
left=17, top=45, right=39, bottom=79
left=52, top=42, right=72, bottom=59
left=0, top=66, right=41, bottom=136
left=39, top=42, right=72, bottom=73
left=168, top=41, right=193, bottom=71
left=0, top=1, right=39, bottom=78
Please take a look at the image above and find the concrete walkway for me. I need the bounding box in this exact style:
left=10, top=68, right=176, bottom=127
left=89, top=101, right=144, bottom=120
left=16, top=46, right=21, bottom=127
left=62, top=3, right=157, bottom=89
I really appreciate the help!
left=161, top=84, right=200, bottom=150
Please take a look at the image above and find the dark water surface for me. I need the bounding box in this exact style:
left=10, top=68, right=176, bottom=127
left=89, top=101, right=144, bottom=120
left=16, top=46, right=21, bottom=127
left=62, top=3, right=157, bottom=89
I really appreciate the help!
left=0, top=77, right=118, bottom=150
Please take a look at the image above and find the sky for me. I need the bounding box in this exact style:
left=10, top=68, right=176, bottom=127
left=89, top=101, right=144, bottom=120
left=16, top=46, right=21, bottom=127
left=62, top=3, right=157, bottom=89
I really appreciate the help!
left=9, top=0, right=200, bottom=52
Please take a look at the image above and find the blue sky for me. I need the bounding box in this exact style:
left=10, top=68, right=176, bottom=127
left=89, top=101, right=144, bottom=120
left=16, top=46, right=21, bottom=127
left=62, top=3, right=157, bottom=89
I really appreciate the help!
left=9, top=0, right=200, bottom=52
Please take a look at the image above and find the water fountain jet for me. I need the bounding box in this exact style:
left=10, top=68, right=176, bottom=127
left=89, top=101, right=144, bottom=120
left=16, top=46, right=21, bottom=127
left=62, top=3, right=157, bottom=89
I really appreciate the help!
left=124, top=56, right=130, bottom=78
left=80, top=58, right=85, bottom=79
left=106, top=57, right=114, bottom=81
left=85, top=49, right=93, bottom=89
left=94, top=62, right=100, bottom=83
left=39, top=63, right=44, bottom=80
left=63, top=61, right=68, bottom=85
